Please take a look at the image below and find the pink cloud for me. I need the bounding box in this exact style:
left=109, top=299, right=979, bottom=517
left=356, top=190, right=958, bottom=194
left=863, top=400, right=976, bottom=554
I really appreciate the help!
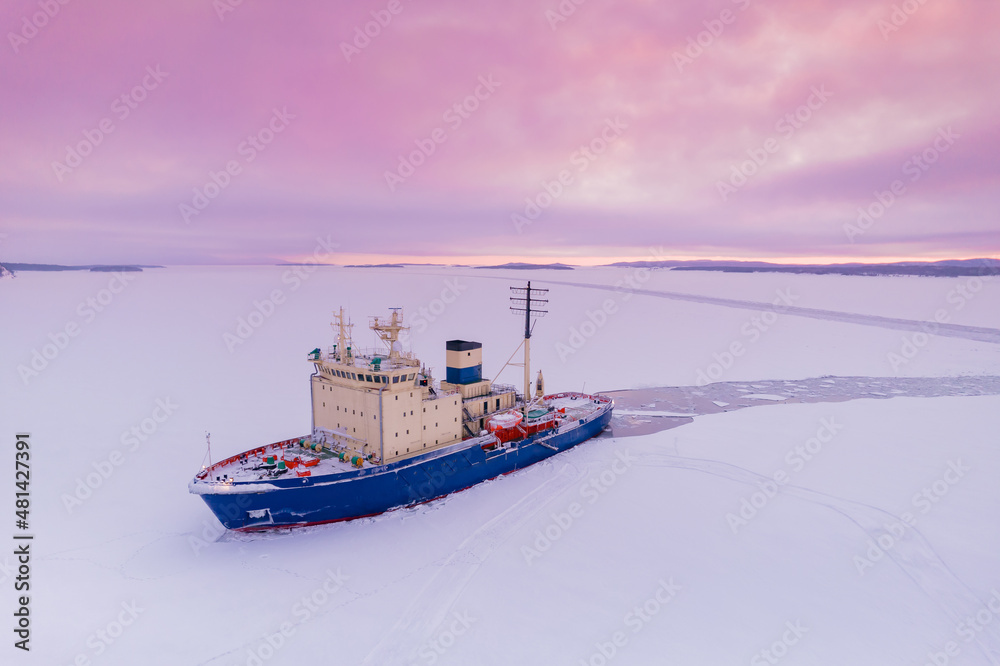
left=0, top=0, right=997, bottom=263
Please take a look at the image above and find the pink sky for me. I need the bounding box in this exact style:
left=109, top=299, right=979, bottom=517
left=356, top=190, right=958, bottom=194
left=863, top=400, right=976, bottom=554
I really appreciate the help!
left=1, top=0, right=998, bottom=265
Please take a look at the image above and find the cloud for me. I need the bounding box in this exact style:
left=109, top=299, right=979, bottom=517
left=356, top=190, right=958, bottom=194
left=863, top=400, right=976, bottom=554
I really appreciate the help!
left=1, top=0, right=997, bottom=263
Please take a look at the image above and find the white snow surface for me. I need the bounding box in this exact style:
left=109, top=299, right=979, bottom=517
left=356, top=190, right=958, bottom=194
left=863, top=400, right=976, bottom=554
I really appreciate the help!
left=1, top=266, right=999, bottom=665
left=613, top=410, right=694, bottom=417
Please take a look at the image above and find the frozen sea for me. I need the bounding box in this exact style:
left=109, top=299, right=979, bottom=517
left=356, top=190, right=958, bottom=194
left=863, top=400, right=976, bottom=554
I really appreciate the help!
left=2, top=265, right=999, bottom=665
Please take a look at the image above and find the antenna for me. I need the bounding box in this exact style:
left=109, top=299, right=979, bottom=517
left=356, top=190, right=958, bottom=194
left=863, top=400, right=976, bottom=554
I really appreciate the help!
left=332, top=307, right=354, bottom=364
left=369, top=308, right=407, bottom=361
left=510, top=281, right=548, bottom=415
left=202, top=431, right=212, bottom=469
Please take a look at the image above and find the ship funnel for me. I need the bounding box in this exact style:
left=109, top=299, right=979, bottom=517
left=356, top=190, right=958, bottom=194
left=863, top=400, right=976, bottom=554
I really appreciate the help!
left=445, top=340, right=483, bottom=385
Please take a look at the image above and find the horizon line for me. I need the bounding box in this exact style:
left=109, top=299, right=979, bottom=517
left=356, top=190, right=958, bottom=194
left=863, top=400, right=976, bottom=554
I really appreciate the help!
left=6, top=254, right=1000, bottom=268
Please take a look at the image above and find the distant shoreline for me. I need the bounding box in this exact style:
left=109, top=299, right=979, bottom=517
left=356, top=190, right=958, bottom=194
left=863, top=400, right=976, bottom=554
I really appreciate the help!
left=671, top=264, right=1000, bottom=278
left=2, top=259, right=997, bottom=279
left=1, top=263, right=159, bottom=272
left=474, top=262, right=574, bottom=270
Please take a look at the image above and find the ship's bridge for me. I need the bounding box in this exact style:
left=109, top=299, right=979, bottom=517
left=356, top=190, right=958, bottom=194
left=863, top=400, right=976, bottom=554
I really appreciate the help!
left=308, top=346, right=423, bottom=391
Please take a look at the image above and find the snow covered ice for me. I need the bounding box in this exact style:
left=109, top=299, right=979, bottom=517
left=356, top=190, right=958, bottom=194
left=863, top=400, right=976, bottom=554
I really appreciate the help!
left=2, top=265, right=1000, bottom=665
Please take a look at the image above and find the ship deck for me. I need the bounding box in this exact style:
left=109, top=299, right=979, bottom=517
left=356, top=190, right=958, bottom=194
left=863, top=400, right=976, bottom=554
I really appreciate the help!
left=196, top=441, right=377, bottom=485
left=544, top=393, right=609, bottom=421
left=192, top=392, right=612, bottom=488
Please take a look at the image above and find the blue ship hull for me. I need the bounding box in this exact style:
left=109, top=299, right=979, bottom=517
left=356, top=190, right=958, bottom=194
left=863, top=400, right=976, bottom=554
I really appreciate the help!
left=196, top=403, right=612, bottom=530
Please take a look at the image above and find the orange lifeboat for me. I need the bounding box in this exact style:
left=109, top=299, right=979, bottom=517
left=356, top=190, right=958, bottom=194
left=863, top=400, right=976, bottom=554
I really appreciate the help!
left=487, top=411, right=524, bottom=444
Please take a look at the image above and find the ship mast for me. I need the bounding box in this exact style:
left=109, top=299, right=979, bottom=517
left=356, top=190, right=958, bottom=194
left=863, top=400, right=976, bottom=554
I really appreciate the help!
left=370, top=308, right=406, bottom=361
left=510, top=281, right=548, bottom=416
left=332, top=307, right=354, bottom=364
